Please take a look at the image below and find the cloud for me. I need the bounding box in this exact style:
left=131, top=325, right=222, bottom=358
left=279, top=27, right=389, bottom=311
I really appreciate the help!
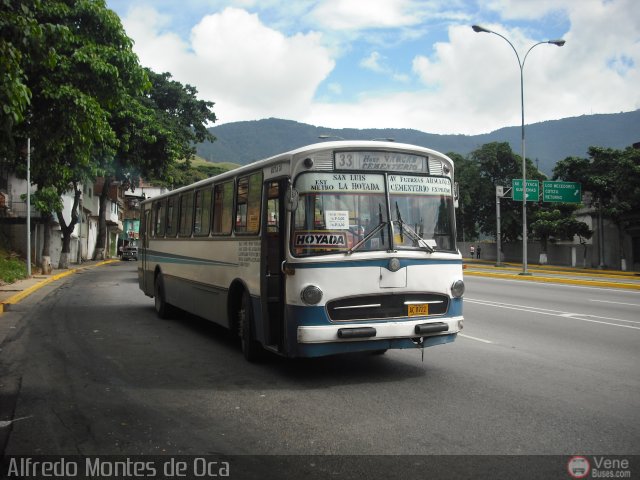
left=327, top=83, right=342, bottom=95
left=119, top=0, right=640, bottom=135
left=122, top=6, right=334, bottom=123
left=310, top=0, right=423, bottom=31
left=360, top=52, right=386, bottom=73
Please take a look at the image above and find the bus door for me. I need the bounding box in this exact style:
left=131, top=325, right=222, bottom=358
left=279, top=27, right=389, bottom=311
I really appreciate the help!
left=261, top=179, right=287, bottom=350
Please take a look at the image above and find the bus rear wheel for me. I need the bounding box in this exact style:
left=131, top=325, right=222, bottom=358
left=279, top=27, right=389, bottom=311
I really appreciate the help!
left=238, top=291, right=264, bottom=362
left=154, top=274, right=173, bottom=319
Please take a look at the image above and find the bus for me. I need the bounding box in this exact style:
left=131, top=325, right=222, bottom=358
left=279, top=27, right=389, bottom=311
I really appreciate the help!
left=138, top=141, right=465, bottom=361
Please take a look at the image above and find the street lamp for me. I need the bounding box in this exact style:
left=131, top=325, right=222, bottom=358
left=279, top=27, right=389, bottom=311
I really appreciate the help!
left=318, top=134, right=345, bottom=140
left=472, top=24, right=565, bottom=275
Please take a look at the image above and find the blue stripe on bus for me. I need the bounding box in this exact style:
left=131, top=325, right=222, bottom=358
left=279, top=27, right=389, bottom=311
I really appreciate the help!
left=290, top=258, right=462, bottom=269
left=142, top=250, right=239, bottom=267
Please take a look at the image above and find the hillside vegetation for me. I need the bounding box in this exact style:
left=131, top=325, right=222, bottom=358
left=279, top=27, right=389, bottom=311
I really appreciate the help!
left=152, top=156, right=240, bottom=189
left=196, top=110, right=640, bottom=176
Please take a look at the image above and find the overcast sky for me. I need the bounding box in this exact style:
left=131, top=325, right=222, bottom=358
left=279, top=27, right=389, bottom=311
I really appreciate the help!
left=105, top=0, right=639, bottom=135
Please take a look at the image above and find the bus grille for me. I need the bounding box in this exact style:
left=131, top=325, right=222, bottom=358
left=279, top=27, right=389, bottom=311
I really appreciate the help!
left=326, top=293, right=449, bottom=322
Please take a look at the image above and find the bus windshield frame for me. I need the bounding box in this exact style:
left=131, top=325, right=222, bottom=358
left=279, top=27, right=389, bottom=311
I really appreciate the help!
left=291, top=171, right=456, bottom=257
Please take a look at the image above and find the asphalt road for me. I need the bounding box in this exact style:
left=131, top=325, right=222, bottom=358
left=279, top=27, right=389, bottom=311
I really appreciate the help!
left=0, top=262, right=638, bottom=477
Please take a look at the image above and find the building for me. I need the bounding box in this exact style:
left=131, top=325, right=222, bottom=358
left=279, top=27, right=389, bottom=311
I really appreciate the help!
left=0, top=173, right=129, bottom=269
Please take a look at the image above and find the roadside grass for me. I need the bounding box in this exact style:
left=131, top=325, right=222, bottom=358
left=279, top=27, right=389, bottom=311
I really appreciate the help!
left=0, top=248, right=28, bottom=284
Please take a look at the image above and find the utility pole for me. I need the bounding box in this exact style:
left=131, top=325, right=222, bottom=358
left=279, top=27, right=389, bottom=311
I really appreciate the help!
left=26, top=138, right=31, bottom=277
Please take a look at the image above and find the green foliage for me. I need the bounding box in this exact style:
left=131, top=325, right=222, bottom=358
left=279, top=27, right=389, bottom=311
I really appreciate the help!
left=195, top=113, right=640, bottom=172
left=11, top=0, right=140, bottom=195
left=3, top=0, right=218, bottom=261
left=0, top=0, right=57, bottom=155
left=448, top=152, right=480, bottom=241
left=530, top=206, right=592, bottom=253
left=141, top=70, right=216, bottom=169
left=454, top=142, right=545, bottom=243
left=553, top=146, right=640, bottom=226
left=157, top=160, right=236, bottom=189
left=0, top=248, right=28, bottom=284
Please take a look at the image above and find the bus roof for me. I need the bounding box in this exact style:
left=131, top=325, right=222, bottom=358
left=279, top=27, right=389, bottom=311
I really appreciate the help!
left=142, top=140, right=454, bottom=204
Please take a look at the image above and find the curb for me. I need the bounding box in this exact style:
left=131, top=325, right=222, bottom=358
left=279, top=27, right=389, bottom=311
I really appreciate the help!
left=463, top=270, right=640, bottom=290
left=0, top=260, right=119, bottom=313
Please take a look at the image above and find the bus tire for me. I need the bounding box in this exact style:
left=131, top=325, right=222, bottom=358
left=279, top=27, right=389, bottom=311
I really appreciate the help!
left=239, top=291, right=264, bottom=362
left=154, top=274, right=173, bottom=319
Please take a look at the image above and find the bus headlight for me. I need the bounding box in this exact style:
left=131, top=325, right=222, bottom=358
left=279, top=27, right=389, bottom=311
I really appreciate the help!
left=451, top=280, right=465, bottom=298
left=301, top=285, right=323, bottom=305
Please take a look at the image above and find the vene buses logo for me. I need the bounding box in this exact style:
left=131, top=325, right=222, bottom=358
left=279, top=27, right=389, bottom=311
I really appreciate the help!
left=567, top=456, right=590, bottom=478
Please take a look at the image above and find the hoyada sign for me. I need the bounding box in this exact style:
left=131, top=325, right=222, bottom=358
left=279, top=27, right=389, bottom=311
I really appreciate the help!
left=295, top=232, right=347, bottom=248
left=296, top=173, right=385, bottom=193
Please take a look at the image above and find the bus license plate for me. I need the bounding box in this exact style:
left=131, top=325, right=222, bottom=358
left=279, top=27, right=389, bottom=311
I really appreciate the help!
left=408, top=304, right=429, bottom=317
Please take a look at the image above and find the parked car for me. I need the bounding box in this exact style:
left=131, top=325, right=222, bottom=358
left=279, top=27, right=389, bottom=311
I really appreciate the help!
left=121, top=246, right=138, bottom=261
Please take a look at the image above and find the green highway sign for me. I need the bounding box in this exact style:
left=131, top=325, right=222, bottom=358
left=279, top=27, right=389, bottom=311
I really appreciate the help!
left=511, top=179, right=539, bottom=202
left=543, top=181, right=582, bottom=203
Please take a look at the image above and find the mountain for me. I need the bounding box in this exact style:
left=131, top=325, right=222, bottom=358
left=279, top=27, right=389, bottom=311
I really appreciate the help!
left=196, top=110, right=640, bottom=175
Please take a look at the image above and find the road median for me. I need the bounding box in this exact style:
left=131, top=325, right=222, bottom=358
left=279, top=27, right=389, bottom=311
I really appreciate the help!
left=464, top=262, right=640, bottom=290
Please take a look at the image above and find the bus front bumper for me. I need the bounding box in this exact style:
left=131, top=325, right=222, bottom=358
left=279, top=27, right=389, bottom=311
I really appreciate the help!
left=297, top=316, right=463, bottom=344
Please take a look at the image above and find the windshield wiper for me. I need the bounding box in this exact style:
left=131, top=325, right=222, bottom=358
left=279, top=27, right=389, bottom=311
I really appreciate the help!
left=347, top=221, right=387, bottom=254
left=394, top=202, right=434, bottom=253
left=347, top=204, right=387, bottom=255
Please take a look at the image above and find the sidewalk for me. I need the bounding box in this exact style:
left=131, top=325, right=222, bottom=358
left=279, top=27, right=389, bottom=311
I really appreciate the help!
left=463, top=258, right=640, bottom=290
left=0, top=259, right=120, bottom=313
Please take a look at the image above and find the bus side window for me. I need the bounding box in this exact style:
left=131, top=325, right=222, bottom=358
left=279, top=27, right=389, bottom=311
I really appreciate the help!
left=235, top=172, right=263, bottom=234
left=166, top=197, right=176, bottom=237
left=179, top=192, right=194, bottom=237
left=154, top=200, right=166, bottom=237
left=213, top=182, right=233, bottom=235
left=194, top=189, right=212, bottom=236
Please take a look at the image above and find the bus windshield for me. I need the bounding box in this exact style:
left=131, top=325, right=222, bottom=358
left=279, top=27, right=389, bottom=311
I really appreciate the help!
left=389, top=174, right=455, bottom=252
left=292, top=172, right=456, bottom=256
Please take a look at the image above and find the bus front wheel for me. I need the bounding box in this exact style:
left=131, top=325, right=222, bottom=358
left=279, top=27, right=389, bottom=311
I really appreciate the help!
left=238, top=291, right=264, bottom=362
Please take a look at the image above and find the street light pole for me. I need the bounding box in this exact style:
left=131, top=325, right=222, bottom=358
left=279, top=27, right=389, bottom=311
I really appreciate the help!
left=472, top=25, right=565, bottom=275
left=26, top=138, right=31, bottom=277
left=318, top=134, right=345, bottom=140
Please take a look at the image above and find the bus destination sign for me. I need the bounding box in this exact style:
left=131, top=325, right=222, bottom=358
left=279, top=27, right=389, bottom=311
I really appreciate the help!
left=335, top=151, right=427, bottom=172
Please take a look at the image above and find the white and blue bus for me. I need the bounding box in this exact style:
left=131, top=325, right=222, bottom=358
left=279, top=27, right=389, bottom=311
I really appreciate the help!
left=138, top=141, right=465, bottom=361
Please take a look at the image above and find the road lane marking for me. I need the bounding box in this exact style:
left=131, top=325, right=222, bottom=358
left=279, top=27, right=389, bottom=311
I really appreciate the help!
left=590, top=299, right=640, bottom=307
left=466, top=298, right=640, bottom=330
left=458, top=333, right=493, bottom=344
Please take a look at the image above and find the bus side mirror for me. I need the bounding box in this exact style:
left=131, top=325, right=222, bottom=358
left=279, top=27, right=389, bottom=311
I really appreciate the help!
left=286, top=187, right=299, bottom=212
left=454, top=182, right=459, bottom=208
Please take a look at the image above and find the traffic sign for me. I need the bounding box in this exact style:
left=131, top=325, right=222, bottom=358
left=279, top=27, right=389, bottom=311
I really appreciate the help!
left=511, top=179, right=539, bottom=202
left=543, top=181, right=582, bottom=203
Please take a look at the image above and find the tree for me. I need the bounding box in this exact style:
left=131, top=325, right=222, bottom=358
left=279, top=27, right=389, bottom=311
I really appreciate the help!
left=455, top=142, right=545, bottom=248
left=10, top=0, right=147, bottom=269
left=530, top=205, right=592, bottom=264
left=93, top=69, right=217, bottom=259
left=450, top=152, right=480, bottom=241
left=0, top=0, right=48, bottom=154
left=553, top=146, right=640, bottom=268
